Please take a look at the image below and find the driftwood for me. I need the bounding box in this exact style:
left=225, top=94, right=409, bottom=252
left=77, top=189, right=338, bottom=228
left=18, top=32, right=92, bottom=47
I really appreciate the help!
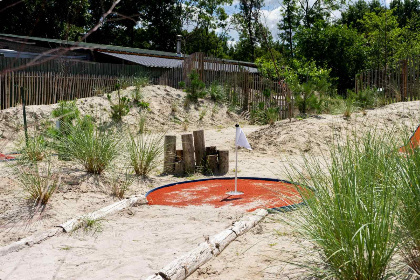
left=164, top=135, right=176, bottom=174
left=217, top=150, right=229, bottom=175
left=60, top=195, right=147, bottom=233
left=181, top=134, right=195, bottom=174
left=145, top=209, right=269, bottom=280
left=193, top=130, right=206, bottom=167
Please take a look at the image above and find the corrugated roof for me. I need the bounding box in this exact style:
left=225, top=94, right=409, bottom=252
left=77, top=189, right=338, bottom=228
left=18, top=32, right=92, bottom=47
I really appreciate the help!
left=101, top=51, right=258, bottom=72
left=100, top=51, right=183, bottom=68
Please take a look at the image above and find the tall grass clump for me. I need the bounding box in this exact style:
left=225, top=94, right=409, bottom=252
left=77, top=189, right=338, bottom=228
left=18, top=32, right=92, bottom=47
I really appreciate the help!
left=19, top=134, right=48, bottom=162
left=16, top=163, right=60, bottom=207
left=289, top=131, right=401, bottom=279
left=396, top=147, right=420, bottom=275
left=185, top=70, right=206, bottom=102
left=127, top=132, right=164, bottom=176
left=57, top=118, right=120, bottom=174
left=207, top=82, right=227, bottom=103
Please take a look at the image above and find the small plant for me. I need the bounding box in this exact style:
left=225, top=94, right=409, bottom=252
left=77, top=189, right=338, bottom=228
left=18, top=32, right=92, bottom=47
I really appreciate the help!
left=76, top=216, right=104, bottom=234
left=265, top=108, right=278, bottom=125
left=57, top=119, right=120, bottom=174
left=107, top=170, right=134, bottom=199
left=207, top=82, right=227, bottom=103
left=51, top=100, right=80, bottom=133
left=186, top=70, right=206, bottom=102
left=138, top=114, right=147, bottom=134
left=127, top=132, right=164, bottom=177
left=182, top=119, right=189, bottom=131
left=107, top=84, right=131, bottom=122
left=199, top=107, right=207, bottom=121
left=343, top=98, right=354, bottom=119
left=178, top=81, right=186, bottom=89
left=16, top=163, right=60, bottom=208
left=171, top=101, right=179, bottom=114
left=20, top=134, right=47, bottom=162
left=137, top=100, right=150, bottom=110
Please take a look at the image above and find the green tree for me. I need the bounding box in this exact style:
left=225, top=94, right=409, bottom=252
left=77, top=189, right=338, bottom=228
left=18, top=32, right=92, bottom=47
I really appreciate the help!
left=294, top=22, right=367, bottom=94
left=278, top=0, right=301, bottom=59
left=340, top=0, right=382, bottom=32
left=390, top=0, right=420, bottom=28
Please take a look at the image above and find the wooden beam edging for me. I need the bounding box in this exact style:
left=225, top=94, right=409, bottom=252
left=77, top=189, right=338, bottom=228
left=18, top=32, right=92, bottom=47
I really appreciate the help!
left=145, top=208, right=268, bottom=280
left=0, top=195, right=147, bottom=257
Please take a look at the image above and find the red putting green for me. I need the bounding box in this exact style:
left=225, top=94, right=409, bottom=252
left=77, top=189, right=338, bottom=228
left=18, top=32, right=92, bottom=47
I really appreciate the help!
left=146, top=178, right=307, bottom=212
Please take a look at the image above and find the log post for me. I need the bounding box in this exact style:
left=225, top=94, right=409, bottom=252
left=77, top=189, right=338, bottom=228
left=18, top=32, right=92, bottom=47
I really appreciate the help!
left=164, top=135, right=176, bottom=174
left=174, top=162, right=184, bottom=176
left=182, top=134, right=195, bottom=174
left=193, top=130, right=206, bottom=167
left=217, top=150, right=229, bottom=175
left=207, top=155, right=218, bottom=174
left=205, top=146, right=217, bottom=155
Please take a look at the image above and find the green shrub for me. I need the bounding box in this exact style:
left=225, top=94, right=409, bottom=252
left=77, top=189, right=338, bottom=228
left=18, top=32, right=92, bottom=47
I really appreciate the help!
left=107, top=87, right=131, bottom=122
left=207, top=82, right=227, bottom=103
left=396, top=148, right=420, bottom=274
left=57, top=119, right=120, bottom=174
left=186, top=70, right=206, bottom=102
left=107, top=169, right=134, bottom=199
left=51, top=100, right=80, bottom=131
left=20, top=134, right=47, bottom=162
left=289, top=131, right=400, bottom=279
left=349, top=88, right=378, bottom=109
left=127, top=132, right=164, bottom=176
left=250, top=107, right=278, bottom=125
left=16, top=163, right=59, bottom=207
left=178, top=81, right=186, bottom=89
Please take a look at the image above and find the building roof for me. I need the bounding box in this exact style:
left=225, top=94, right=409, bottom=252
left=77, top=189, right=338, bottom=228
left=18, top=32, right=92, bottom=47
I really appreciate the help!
left=0, top=33, right=258, bottom=72
left=99, top=51, right=183, bottom=68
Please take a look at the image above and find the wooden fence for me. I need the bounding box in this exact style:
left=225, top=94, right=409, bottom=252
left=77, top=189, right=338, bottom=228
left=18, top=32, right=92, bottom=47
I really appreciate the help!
left=159, top=52, right=293, bottom=120
left=0, top=71, right=125, bottom=109
left=0, top=52, right=293, bottom=120
left=355, top=57, right=420, bottom=102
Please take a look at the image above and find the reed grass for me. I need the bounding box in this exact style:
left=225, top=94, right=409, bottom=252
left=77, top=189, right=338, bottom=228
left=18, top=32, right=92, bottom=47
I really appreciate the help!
left=127, top=132, right=164, bottom=176
left=288, top=131, right=401, bottom=279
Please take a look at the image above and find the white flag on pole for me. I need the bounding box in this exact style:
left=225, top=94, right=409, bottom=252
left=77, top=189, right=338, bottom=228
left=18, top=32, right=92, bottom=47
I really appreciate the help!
left=236, top=126, right=252, bottom=150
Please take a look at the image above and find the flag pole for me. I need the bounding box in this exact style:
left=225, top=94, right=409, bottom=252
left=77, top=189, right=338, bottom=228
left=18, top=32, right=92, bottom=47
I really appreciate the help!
left=227, top=124, right=244, bottom=196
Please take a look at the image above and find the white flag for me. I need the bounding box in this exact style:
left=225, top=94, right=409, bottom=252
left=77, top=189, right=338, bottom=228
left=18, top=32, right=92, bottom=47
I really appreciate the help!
left=236, top=126, right=252, bottom=150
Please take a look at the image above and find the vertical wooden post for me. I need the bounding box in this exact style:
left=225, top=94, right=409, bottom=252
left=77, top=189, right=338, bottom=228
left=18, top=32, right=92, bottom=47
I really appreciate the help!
left=164, top=135, right=176, bottom=174
left=218, top=150, right=229, bottom=175
left=182, top=134, right=195, bottom=174
left=193, top=130, right=205, bottom=167
left=207, top=155, right=218, bottom=174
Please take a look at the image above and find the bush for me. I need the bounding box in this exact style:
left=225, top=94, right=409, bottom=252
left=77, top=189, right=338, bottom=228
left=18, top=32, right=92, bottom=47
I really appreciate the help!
left=207, top=82, right=227, bottom=103
left=250, top=107, right=279, bottom=125
left=349, top=88, right=378, bottom=109
left=396, top=148, right=420, bottom=274
left=107, top=86, right=131, bottom=122
left=289, top=131, right=400, bottom=279
left=20, top=134, right=47, bottom=162
left=51, top=100, right=80, bottom=132
left=178, top=81, right=186, bottom=89
left=127, top=132, right=164, bottom=176
left=57, top=118, right=120, bottom=174
left=186, top=70, right=206, bottom=102
left=16, top=163, right=59, bottom=207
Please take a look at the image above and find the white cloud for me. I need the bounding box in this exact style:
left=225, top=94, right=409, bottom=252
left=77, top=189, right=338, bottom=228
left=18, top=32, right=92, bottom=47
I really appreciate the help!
left=260, top=7, right=282, bottom=40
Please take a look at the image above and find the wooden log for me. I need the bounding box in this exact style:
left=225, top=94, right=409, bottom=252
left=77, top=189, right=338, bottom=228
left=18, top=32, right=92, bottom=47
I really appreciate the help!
left=174, top=161, right=184, bottom=176
left=193, top=130, right=206, bottom=167
left=176, top=150, right=183, bottom=162
left=208, top=229, right=236, bottom=256
left=207, top=155, right=218, bottom=174
left=164, top=135, right=176, bottom=174
left=229, top=209, right=268, bottom=236
left=181, top=134, right=195, bottom=174
left=217, top=150, right=229, bottom=175
left=205, top=146, right=217, bottom=155
left=145, top=274, right=165, bottom=280
left=159, top=242, right=213, bottom=280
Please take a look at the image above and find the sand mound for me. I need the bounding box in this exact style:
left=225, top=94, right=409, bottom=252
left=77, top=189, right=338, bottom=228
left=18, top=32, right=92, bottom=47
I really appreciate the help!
left=248, top=101, right=420, bottom=156
left=0, top=85, right=243, bottom=149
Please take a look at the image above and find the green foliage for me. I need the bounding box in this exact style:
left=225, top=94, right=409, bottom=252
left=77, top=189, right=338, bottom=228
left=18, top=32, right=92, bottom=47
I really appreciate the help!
left=20, top=134, right=47, bottom=162
left=207, top=82, right=227, bottom=103
left=186, top=70, right=206, bottom=102
left=57, top=118, right=120, bottom=174
left=127, top=132, right=164, bottom=177
left=178, top=81, right=186, bottom=89
left=51, top=100, right=80, bottom=130
left=397, top=147, right=420, bottom=274
left=107, top=89, right=131, bottom=122
left=16, top=163, right=59, bottom=207
left=250, top=107, right=278, bottom=125
left=289, top=131, right=400, bottom=279
left=107, top=170, right=134, bottom=199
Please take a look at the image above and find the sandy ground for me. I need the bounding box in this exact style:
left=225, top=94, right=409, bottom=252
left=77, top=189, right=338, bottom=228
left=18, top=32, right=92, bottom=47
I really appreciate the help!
left=1, top=85, right=419, bottom=279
